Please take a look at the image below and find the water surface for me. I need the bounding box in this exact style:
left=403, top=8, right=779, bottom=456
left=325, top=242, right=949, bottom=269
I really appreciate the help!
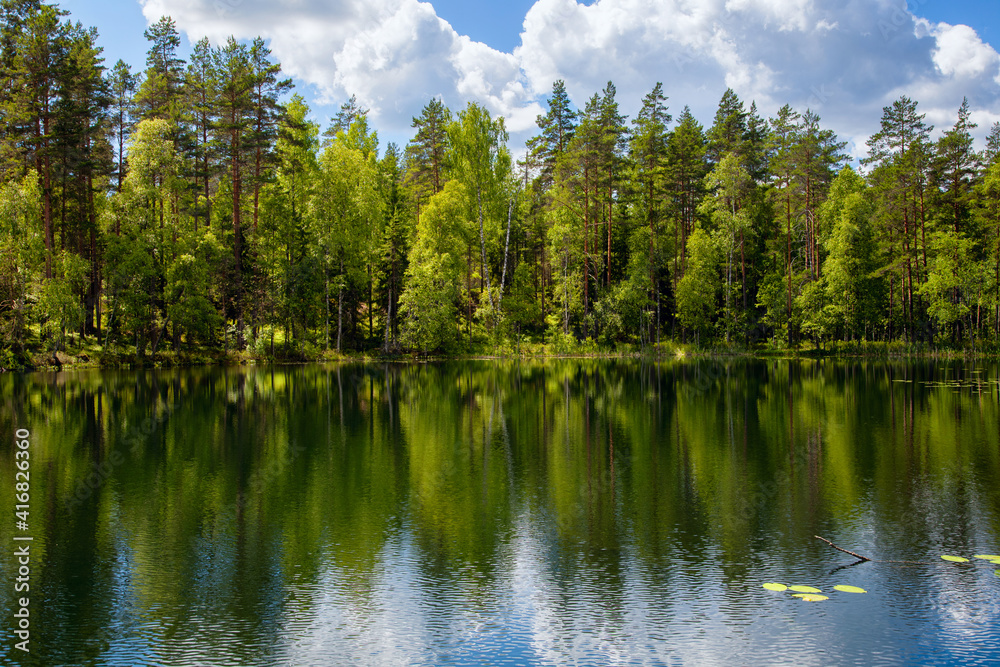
left=1, top=359, right=999, bottom=665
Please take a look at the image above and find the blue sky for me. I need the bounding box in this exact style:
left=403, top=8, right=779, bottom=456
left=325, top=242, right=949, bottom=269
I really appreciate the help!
left=56, top=0, right=1000, bottom=158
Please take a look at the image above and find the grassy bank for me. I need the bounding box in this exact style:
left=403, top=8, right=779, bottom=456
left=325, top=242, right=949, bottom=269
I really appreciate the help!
left=4, top=335, right=999, bottom=373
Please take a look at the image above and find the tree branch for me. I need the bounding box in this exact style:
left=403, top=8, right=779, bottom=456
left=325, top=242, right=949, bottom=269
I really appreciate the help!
left=814, top=535, right=871, bottom=561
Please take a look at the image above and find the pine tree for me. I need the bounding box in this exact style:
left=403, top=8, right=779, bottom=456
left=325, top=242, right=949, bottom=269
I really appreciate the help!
left=864, top=96, right=932, bottom=339
left=630, top=82, right=671, bottom=340
left=666, top=106, right=708, bottom=293
left=54, top=24, right=110, bottom=337
left=107, top=59, right=138, bottom=194
left=323, top=94, right=366, bottom=145
left=530, top=79, right=577, bottom=189
left=134, top=16, right=185, bottom=122
left=213, top=37, right=253, bottom=348
left=767, top=103, right=801, bottom=343
left=793, top=109, right=847, bottom=280
left=185, top=38, right=216, bottom=226
left=247, top=37, right=291, bottom=234
left=706, top=88, right=747, bottom=166
left=6, top=3, right=69, bottom=278
left=934, top=97, right=979, bottom=234
left=405, top=97, right=451, bottom=217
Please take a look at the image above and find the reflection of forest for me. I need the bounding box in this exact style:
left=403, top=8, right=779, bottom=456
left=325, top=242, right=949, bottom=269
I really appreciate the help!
left=1, top=360, right=998, bottom=663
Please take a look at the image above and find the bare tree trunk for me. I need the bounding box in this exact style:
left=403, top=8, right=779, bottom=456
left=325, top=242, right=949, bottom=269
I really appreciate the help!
left=337, top=257, right=344, bottom=352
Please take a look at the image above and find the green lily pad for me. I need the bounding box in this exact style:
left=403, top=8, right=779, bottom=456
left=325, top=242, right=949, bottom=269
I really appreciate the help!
left=789, top=585, right=822, bottom=594
left=833, top=585, right=867, bottom=594
left=793, top=593, right=828, bottom=601
left=941, top=555, right=970, bottom=563
left=995, top=570, right=1000, bottom=577
left=762, top=582, right=787, bottom=592
left=973, top=555, right=1000, bottom=560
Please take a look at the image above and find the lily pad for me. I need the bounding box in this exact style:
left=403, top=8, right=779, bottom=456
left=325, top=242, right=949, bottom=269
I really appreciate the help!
left=973, top=555, right=1000, bottom=561
left=762, top=583, right=788, bottom=592
left=793, top=593, right=829, bottom=601
left=788, top=585, right=822, bottom=594
left=833, top=585, right=867, bottom=594
left=941, top=555, right=970, bottom=563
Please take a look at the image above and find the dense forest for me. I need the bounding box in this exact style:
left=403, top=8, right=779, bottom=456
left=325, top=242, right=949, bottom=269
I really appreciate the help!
left=2, top=1, right=1000, bottom=366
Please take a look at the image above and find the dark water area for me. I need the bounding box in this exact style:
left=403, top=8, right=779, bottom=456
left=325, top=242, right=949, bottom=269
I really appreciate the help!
left=1, top=359, right=999, bottom=665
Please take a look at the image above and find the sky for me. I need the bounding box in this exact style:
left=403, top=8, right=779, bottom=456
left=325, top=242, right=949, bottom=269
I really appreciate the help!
left=58, top=0, right=1000, bottom=161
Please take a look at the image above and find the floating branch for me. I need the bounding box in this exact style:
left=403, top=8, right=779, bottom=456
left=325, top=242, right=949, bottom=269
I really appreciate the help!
left=814, top=536, right=946, bottom=565
left=814, top=536, right=870, bottom=562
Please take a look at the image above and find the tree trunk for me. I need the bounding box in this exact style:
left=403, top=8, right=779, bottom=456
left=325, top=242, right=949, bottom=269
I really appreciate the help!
left=786, top=191, right=792, bottom=346
left=337, top=257, right=344, bottom=352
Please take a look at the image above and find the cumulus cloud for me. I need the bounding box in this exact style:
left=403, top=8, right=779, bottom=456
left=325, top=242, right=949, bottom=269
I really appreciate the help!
left=931, top=22, right=1000, bottom=81
left=139, top=0, right=1000, bottom=156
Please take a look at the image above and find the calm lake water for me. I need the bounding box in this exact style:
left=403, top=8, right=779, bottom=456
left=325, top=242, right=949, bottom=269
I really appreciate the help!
left=2, top=359, right=999, bottom=666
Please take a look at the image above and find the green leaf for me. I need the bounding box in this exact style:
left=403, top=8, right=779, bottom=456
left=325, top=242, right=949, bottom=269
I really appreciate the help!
left=972, top=555, right=1000, bottom=561
left=793, top=594, right=829, bottom=601
left=833, top=585, right=867, bottom=594
left=762, top=582, right=787, bottom=592
left=788, top=585, right=822, bottom=594
left=941, top=555, right=970, bottom=563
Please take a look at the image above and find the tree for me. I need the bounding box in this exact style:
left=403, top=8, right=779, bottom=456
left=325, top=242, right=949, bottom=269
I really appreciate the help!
left=260, top=93, right=318, bottom=348
left=185, top=38, right=216, bottom=226
left=700, top=153, right=751, bottom=343
left=53, top=24, right=110, bottom=338
left=630, top=82, right=671, bottom=342
left=376, top=142, right=410, bottom=352
left=793, top=109, right=846, bottom=280
left=247, top=37, right=291, bottom=234
left=0, top=170, right=42, bottom=353
left=706, top=88, right=747, bottom=166
left=818, top=167, right=881, bottom=340
left=666, top=106, right=708, bottom=298
left=529, top=79, right=577, bottom=189
left=767, top=104, right=801, bottom=344
left=864, top=96, right=933, bottom=340
left=5, top=3, right=69, bottom=278
left=213, top=37, right=253, bottom=347
left=933, top=97, right=979, bottom=234
left=399, top=181, right=467, bottom=353
left=676, top=227, right=719, bottom=343
left=446, top=102, right=514, bottom=336
left=134, top=16, right=184, bottom=122
left=104, top=118, right=185, bottom=354
left=919, top=230, right=973, bottom=342
left=405, top=97, right=451, bottom=219
left=107, top=59, right=138, bottom=193
left=311, top=127, right=382, bottom=351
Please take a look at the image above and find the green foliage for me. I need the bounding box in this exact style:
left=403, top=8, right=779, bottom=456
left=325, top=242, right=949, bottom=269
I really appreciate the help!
left=676, top=228, right=720, bottom=342
left=36, top=250, right=89, bottom=349
left=4, top=1, right=1000, bottom=362
left=399, top=181, right=468, bottom=353
left=0, top=171, right=42, bottom=349
left=919, top=230, right=974, bottom=338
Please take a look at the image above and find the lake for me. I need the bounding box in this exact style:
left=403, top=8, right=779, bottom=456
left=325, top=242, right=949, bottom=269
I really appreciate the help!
left=2, top=359, right=999, bottom=665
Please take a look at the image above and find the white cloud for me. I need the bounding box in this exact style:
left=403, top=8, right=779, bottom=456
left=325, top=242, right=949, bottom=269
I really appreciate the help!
left=931, top=22, right=1000, bottom=81
left=139, top=0, right=1000, bottom=156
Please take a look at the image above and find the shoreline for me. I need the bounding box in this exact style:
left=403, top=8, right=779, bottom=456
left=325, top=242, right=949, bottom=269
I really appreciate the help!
left=3, top=343, right=998, bottom=374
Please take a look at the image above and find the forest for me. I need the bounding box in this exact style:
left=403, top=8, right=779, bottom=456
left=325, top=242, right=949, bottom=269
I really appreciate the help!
left=2, top=0, right=1000, bottom=367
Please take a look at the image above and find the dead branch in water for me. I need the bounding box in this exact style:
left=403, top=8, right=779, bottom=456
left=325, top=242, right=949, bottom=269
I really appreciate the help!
left=814, top=536, right=871, bottom=561
left=814, top=536, right=940, bottom=565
